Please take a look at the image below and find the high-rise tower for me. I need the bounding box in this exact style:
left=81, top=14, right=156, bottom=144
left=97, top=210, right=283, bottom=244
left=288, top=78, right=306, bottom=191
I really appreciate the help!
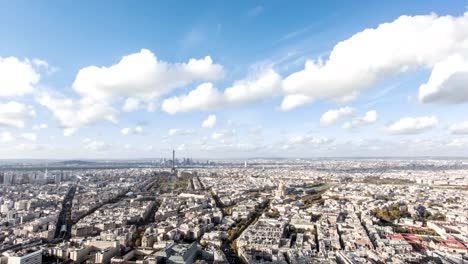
left=171, top=149, right=176, bottom=173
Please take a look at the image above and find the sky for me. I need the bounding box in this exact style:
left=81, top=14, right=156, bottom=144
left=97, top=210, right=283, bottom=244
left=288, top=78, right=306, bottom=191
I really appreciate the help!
left=0, top=0, right=468, bottom=159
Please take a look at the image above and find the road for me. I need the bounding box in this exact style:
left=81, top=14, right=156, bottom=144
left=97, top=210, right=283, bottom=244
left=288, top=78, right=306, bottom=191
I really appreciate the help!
left=53, top=184, right=76, bottom=239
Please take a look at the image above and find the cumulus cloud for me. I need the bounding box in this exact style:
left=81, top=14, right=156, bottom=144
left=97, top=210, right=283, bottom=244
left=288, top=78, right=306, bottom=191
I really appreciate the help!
left=162, top=70, right=281, bottom=114
left=280, top=94, right=313, bottom=111
left=121, top=127, right=131, bottom=135
left=160, top=13, right=468, bottom=113
left=73, top=49, right=224, bottom=101
left=83, top=138, right=110, bottom=151
left=162, top=83, right=223, bottom=114
left=63, top=128, right=77, bottom=137
left=168, top=128, right=195, bottom=136
left=121, top=126, right=143, bottom=135
left=0, top=101, right=35, bottom=128
left=320, top=106, right=355, bottom=126
left=38, top=94, right=118, bottom=135
left=0, top=57, right=40, bottom=96
left=146, top=101, right=157, bottom=112
left=211, top=129, right=235, bottom=142
left=448, top=121, right=468, bottom=134
left=418, top=55, right=468, bottom=103
left=122, top=98, right=140, bottom=112
left=202, top=114, right=217, bottom=128
left=342, top=110, right=377, bottom=129
left=283, top=134, right=333, bottom=150
left=134, top=126, right=143, bottom=134
left=0, top=132, right=14, bottom=143
left=287, top=135, right=333, bottom=145
left=385, top=116, right=438, bottom=134
left=36, top=49, right=223, bottom=133
left=223, top=69, right=282, bottom=104
left=282, top=12, right=468, bottom=107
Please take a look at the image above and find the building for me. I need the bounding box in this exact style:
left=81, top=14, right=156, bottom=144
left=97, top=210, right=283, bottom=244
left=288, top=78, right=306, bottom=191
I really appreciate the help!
left=7, top=250, right=42, bottom=264
left=95, top=247, right=119, bottom=264
left=275, top=181, right=285, bottom=198
left=155, top=242, right=200, bottom=264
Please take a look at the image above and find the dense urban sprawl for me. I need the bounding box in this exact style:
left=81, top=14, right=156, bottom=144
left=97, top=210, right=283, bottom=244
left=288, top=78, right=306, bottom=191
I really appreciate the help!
left=0, top=158, right=467, bottom=264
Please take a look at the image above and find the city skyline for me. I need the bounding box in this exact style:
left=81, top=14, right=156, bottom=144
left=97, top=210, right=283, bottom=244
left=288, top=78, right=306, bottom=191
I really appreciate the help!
left=1, top=2, right=467, bottom=263
left=1, top=1, right=468, bottom=159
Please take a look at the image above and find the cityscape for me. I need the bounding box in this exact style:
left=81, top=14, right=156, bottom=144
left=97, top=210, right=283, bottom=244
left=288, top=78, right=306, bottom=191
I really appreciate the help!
left=0, top=154, right=467, bottom=263
left=1, top=0, right=468, bottom=263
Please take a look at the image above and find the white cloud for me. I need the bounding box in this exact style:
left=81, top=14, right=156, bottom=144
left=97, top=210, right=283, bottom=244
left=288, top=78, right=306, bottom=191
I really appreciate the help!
left=73, top=49, right=224, bottom=101
left=146, top=101, right=157, bottom=112
left=224, top=69, right=282, bottom=104
left=122, top=98, right=140, bottom=112
left=160, top=13, right=468, bottom=113
left=168, top=129, right=178, bottom=136
left=342, top=110, right=377, bottom=129
left=38, top=94, right=118, bottom=135
left=201, top=142, right=262, bottom=152
left=21, top=133, right=37, bottom=142
left=162, top=70, right=281, bottom=114
left=202, top=114, right=217, bottom=128
left=447, top=138, right=468, bottom=148
left=0, top=132, right=14, bottom=143
left=134, top=126, right=143, bottom=134
left=287, top=135, right=333, bottom=145
left=211, top=132, right=223, bottom=140
left=448, top=121, right=468, bottom=135
left=0, top=56, right=40, bottom=96
left=37, top=50, right=223, bottom=134
left=418, top=55, right=468, bottom=103
left=121, top=127, right=131, bottom=135
left=162, top=83, right=224, bottom=114
left=282, top=12, right=468, bottom=107
left=39, top=49, right=223, bottom=132
left=121, top=126, right=143, bottom=135
left=0, top=101, right=35, bottom=128
left=385, top=116, right=438, bottom=134
left=83, top=138, right=110, bottom=151
left=168, top=128, right=195, bottom=136
left=211, top=129, right=235, bottom=142
left=283, top=134, right=333, bottom=150
left=177, top=144, right=186, bottom=151
left=280, top=94, right=313, bottom=111
left=320, top=106, right=355, bottom=126
left=32, top=123, right=48, bottom=130
left=63, top=128, right=77, bottom=137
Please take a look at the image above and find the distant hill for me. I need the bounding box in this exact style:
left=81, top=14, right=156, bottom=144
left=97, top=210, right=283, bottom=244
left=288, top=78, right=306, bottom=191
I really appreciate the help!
left=52, top=160, right=98, bottom=166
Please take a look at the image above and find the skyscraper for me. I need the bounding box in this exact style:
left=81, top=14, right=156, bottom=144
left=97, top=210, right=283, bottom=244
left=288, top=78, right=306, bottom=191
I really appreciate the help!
left=171, top=149, right=177, bottom=174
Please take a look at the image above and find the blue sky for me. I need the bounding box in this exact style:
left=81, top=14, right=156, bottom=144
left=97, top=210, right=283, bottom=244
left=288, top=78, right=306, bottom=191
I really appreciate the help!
left=0, top=0, right=468, bottom=159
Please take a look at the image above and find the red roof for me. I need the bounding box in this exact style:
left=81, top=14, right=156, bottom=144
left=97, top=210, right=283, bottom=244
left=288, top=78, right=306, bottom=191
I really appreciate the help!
left=387, top=234, right=405, bottom=240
